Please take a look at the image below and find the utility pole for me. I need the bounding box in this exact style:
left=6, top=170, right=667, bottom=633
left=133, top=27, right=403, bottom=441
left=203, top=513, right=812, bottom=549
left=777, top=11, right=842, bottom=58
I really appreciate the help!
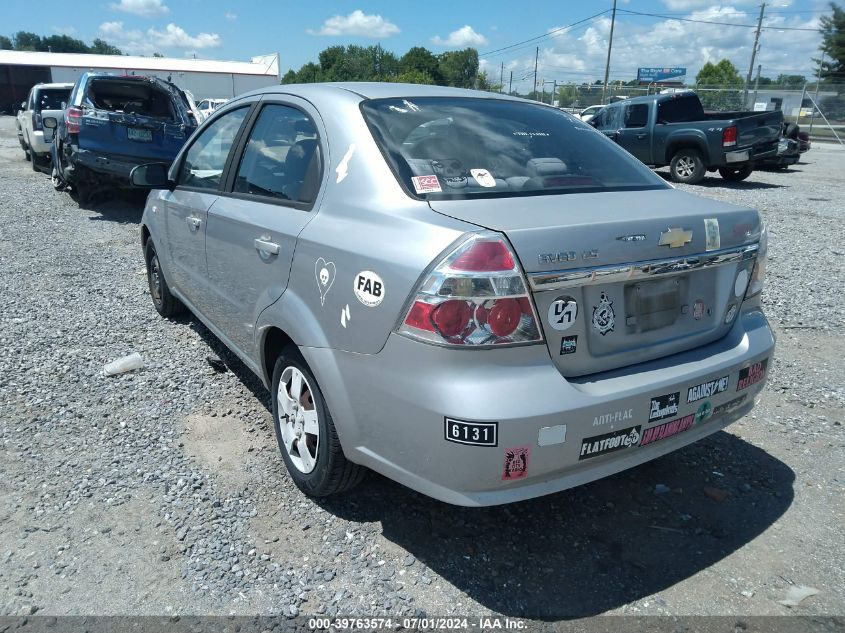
left=752, top=64, right=761, bottom=106
left=508, top=70, right=513, bottom=95
left=602, top=0, right=618, bottom=104
left=744, top=2, right=766, bottom=108
left=553, top=80, right=557, bottom=106
left=541, top=79, right=546, bottom=104
left=809, top=51, right=825, bottom=135
left=500, top=62, right=504, bottom=93
left=533, top=47, right=539, bottom=101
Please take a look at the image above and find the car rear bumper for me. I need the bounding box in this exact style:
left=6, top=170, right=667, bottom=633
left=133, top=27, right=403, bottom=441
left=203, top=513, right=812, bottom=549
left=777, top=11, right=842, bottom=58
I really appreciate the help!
left=70, top=147, right=172, bottom=182
left=303, top=305, right=775, bottom=506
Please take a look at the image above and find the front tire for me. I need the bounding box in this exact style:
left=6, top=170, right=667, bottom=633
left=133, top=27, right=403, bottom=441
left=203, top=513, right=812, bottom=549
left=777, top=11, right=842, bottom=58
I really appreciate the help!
left=719, top=165, right=753, bottom=181
left=51, top=165, right=67, bottom=191
left=271, top=349, right=365, bottom=497
left=669, top=149, right=706, bottom=184
left=144, top=239, right=185, bottom=318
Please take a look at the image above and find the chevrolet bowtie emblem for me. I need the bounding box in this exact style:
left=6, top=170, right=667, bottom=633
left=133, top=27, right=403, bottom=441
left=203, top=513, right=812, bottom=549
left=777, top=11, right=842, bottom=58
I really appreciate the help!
left=658, top=227, right=693, bottom=248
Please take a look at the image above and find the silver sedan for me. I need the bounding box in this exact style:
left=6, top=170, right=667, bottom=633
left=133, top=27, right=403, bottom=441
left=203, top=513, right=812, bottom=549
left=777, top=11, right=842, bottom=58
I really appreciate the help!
left=134, top=83, right=774, bottom=506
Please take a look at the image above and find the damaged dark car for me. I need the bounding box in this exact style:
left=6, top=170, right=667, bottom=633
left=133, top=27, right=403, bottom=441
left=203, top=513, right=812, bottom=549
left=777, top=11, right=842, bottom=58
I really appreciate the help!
left=49, top=72, right=197, bottom=204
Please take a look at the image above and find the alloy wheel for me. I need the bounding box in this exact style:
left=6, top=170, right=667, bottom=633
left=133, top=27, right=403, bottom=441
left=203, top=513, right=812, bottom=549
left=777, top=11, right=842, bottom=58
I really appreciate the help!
left=149, top=254, right=163, bottom=306
left=677, top=157, right=695, bottom=178
left=277, top=366, right=320, bottom=474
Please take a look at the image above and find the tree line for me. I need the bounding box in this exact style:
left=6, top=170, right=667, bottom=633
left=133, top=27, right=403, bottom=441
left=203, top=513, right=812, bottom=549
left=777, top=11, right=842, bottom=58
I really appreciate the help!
left=0, top=31, right=124, bottom=56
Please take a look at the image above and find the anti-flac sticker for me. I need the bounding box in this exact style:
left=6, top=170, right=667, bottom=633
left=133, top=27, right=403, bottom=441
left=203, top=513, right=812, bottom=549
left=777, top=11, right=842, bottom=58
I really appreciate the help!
left=411, top=175, right=442, bottom=194
left=353, top=271, right=385, bottom=307
left=580, top=426, right=641, bottom=460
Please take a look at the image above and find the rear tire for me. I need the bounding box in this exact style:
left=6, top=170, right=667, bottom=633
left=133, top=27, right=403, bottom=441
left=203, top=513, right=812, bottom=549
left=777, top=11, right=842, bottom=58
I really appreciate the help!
left=719, top=165, right=753, bottom=182
left=271, top=348, right=365, bottom=497
left=144, top=239, right=185, bottom=318
left=51, top=165, right=67, bottom=191
left=669, top=149, right=706, bottom=184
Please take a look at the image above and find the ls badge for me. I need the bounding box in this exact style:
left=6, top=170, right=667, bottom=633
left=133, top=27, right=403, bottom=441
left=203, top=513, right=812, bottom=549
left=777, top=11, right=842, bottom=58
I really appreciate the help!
left=592, top=292, right=615, bottom=336
left=658, top=227, right=693, bottom=249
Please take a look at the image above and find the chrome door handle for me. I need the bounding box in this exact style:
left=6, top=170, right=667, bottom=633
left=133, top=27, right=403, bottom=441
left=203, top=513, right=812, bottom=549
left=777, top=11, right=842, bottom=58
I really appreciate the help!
left=186, top=216, right=202, bottom=230
left=254, top=238, right=280, bottom=256
left=636, top=133, right=647, bottom=139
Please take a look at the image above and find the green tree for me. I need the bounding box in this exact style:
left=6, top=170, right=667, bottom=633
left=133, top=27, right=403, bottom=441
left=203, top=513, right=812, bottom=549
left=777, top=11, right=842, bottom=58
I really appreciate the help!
left=90, top=38, right=124, bottom=55
left=0, top=35, right=12, bottom=50
left=556, top=84, right=580, bottom=107
left=774, top=74, right=806, bottom=88
left=394, top=69, right=435, bottom=85
left=13, top=31, right=43, bottom=51
left=818, top=2, right=845, bottom=81
left=695, top=59, right=743, bottom=110
left=281, top=69, right=298, bottom=84
left=42, top=34, right=89, bottom=53
left=400, top=47, right=441, bottom=83
left=438, top=48, right=479, bottom=88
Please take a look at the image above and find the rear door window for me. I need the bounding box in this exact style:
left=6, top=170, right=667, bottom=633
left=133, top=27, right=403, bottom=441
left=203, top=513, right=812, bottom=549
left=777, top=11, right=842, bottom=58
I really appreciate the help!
left=36, top=89, right=70, bottom=111
left=624, top=103, right=649, bottom=128
left=232, top=104, right=321, bottom=204
left=177, top=107, right=249, bottom=190
left=657, top=95, right=705, bottom=123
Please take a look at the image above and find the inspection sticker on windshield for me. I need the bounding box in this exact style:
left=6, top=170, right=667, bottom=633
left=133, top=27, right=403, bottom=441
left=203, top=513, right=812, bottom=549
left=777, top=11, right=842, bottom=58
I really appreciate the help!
left=411, top=175, right=441, bottom=194
left=704, top=218, right=720, bottom=251
left=470, top=169, right=496, bottom=188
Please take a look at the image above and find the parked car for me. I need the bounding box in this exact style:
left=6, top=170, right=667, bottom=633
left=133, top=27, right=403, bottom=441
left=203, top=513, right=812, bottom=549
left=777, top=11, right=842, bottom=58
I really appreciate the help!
left=578, top=104, right=604, bottom=122
left=591, top=91, right=783, bottom=184
left=760, top=123, right=804, bottom=169
left=134, top=83, right=774, bottom=506
left=15, top=82, right=73, bottom=171
left=196, top=98, right=228, bottom=120
left=49, top=72, right=197, bottom=203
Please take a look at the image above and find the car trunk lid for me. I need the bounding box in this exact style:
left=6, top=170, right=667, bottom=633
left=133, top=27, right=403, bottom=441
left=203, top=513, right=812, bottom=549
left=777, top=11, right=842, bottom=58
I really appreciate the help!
left=428, top=189, right=761, bottom=377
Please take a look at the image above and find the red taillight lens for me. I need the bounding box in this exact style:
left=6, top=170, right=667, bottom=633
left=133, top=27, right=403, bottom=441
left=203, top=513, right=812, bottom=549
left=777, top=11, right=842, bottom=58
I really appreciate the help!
left=66, top=106, right=83, bottom=134
left=398, top=232, right=543, bottom=347
left=450, top=240, right=514, bottom=272
left=722, top=125, right=737, bottom=147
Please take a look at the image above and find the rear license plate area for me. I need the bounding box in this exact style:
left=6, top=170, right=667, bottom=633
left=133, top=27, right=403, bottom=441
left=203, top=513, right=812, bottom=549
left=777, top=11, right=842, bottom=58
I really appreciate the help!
left=625, top=277, right=685, bottom=332
left=128, top=127, right=152, bottom=142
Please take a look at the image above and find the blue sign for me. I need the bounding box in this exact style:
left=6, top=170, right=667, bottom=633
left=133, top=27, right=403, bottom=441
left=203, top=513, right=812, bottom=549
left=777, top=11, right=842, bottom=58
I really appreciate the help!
left=637, top=67, right=687, bottom=83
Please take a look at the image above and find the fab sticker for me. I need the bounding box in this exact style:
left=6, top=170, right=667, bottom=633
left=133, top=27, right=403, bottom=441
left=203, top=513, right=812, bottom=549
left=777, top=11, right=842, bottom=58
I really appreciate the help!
left=737, top=358, right=768, bottom=391
left=548, top=298, right=578, bottom=331
left=704, top=218, right=721, bottom=251
left=592, top=292, right=615, bottom=336
left=315, top=258, right=336, bottom=306
left=470, top=169, right=496, bottom=188
left=353, top=271, right=385, bottom=307
left=411, top=175, right=442, bottom=194
left=502, top=445, right=531, bottom=480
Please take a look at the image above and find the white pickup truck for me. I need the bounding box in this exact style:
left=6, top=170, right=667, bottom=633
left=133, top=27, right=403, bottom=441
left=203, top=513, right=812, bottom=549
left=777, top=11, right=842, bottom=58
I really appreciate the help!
left=16, top=82, right=73, bottom=172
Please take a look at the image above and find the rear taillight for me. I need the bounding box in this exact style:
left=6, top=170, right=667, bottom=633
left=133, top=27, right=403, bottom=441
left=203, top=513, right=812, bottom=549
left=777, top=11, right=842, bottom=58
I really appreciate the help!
left=745, top=223, right=767, bottom=299
left=722, top=125, right=737, bottom=148
left=397, top=231, right=543, bottom=347
left=66, top=106, right=83, bottom=134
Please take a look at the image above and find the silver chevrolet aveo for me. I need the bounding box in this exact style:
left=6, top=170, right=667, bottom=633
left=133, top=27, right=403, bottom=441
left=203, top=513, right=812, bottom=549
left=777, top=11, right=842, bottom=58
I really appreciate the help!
left=134, top=83, right=774, bottom=506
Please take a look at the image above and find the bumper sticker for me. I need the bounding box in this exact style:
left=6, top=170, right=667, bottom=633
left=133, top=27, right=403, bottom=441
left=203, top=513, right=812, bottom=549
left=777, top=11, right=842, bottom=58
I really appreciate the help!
left=591, top=292, right=615, bottom=336
left=649, top=391, right=680, bottom=422
left=737, top=358, right=768, bottom=391
left=713, top=394, right=748, bottom=417
left=548, top=298, right=578, bottom=331
left=411, top=175, right=441, bottom=194
left=704, top=218, right=721, bottom=251
left=445, top=418, right=498, bottom=447
left=687, top=375, right=730, bottom=403
left=560, top=335, right=578, bottom=355
left=695, top=401, right=713, bottom=423
left=640, top=414, right=695, bottom=447
left=354, top=271, right=385, bottom=307
left=579, top=426, right=641, bottom=460
left=502, top=445, right=531, bottom=480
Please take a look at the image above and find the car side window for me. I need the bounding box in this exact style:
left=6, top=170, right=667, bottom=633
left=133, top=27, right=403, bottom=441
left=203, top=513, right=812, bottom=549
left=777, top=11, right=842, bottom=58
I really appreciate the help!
left=624, top=104, right=649, bottom=128
left=177, top=107, right=248, bottom=190
left=233, top=104, right=321, bottom=204
left=596, top=105, right=622, bottom=131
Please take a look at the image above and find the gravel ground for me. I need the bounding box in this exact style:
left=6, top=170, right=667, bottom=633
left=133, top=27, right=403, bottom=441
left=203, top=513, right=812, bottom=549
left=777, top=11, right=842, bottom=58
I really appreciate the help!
left=0, top=115, right=843, bottom=621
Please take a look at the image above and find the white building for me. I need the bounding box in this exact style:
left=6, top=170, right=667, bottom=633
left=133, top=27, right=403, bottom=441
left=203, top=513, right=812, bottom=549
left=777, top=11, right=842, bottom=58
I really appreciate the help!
left=1, top=50, right=280, bottom=112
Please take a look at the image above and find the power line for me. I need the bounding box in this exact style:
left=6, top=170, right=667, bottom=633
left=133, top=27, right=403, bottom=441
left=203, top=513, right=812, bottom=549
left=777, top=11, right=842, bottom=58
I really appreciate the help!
left=618, top=9, right=821, bottom=32
left=479, top=10, right=610, bottom=57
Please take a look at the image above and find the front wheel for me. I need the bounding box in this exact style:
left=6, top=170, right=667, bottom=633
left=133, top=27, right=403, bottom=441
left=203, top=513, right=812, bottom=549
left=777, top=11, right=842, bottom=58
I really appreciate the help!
left=669, top=149, right=706, bottom=184
left=271, top=349, right=365, bottom=497
left=719, top=165, right=753, bottom=181
left=144, top=239, right=185, bottom=318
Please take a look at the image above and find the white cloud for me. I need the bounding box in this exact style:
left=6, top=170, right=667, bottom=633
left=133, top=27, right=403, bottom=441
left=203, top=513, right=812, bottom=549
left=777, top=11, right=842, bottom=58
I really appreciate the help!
left=307, top=10, right=400, bottom=38
left=109, top=0, right=169, bottom=18
left=98, top=21, right=221, bottom=55
left=52, top=26, right=77, bottom=35
left=225, top=11, right=237, bottom=21
left=432, top=25, right=489, bottom=48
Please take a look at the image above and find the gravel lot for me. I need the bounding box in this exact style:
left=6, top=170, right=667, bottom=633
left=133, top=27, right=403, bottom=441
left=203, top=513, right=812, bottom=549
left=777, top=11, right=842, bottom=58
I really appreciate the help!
left=0, top=115, right=843, bottom=621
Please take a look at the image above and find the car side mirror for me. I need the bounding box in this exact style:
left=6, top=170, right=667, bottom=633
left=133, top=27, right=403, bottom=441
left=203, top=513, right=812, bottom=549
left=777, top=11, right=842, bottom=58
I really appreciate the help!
left=589, top=119, right=598, bottom=128
left=130, top=163, right=173, bottom=189
left=43, top=117, right=57, bottom=130
left=21, top=101, right=26, bottom=110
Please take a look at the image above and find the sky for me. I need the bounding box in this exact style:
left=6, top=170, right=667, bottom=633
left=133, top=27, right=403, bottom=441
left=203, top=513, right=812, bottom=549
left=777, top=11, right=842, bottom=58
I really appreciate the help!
left=4, top=0, right=831, bottom=90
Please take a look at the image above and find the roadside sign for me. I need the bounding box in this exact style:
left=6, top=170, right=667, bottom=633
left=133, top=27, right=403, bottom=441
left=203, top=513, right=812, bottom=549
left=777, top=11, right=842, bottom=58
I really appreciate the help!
left=637, top=67, right=687, bottom=83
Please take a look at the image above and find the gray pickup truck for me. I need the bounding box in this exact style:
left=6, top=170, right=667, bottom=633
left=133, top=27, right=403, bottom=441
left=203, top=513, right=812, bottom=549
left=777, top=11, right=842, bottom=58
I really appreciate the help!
left=590, top=91, right=783, bottom=184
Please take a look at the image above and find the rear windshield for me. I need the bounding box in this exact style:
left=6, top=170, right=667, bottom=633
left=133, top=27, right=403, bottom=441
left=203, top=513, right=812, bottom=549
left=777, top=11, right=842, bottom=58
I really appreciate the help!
left=657, top=95, right=705, bottom=123
left=35, top=88, right=70, bottom=111
left=86, top=79, right=178, bottom=120
left=361, top=97, right=666, bottom=199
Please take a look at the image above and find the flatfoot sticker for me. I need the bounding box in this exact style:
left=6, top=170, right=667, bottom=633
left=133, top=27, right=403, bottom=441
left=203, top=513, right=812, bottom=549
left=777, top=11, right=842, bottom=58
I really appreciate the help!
left=470, top=169, right=496, bottom=188
left=411, top=175, right=441, bottom=194
left=592, top=292, right=615, bottom=335
left=704, top=218, right=721, bottom=251
left=640, top=414, right=695, bottom=447
left=737, top=358, right=768, bottom=391
left=548, top=298, right=577, bottom=331
left=579, top=426, right=641, bottom=460
left=687, top=375, right=729, bottom=403
left=713, top=394, right=747, bottom=417
left=354, top=271, right=385, bottom=307
left=315, top=258, right=336, bottom=306
left=649, top=391, right=680, bottom=422
left=560, top=335, right=577, bottom=355
left=502, top=445, right=531, bottom=480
